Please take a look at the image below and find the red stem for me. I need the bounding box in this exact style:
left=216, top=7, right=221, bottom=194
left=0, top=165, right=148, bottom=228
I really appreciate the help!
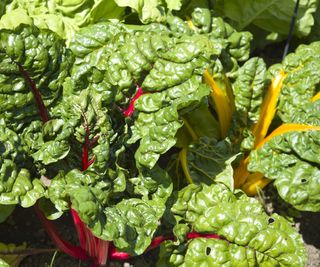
left=21, top=59, right=91, bottom=263
left=21, top=62, right=95, bottom=264
left=71, top=120, right=107, bottom=266
left=34, top=204, right=89, bottom=261
left=109, top=232, right=221, bottom=260
left=123, top=85, right=144, bottom=117
left=18, top=64, right=49, bottom=123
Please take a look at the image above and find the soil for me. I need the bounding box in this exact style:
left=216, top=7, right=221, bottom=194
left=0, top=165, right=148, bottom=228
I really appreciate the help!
left=297, top=212, right=320, bottom=267
left=0, top=204, right=319, bottom=267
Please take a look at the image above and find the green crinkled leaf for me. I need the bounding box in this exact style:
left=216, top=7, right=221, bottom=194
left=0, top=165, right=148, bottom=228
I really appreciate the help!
left=270, top=41, right=320, bottom=122
left=0, top=24, right=73, bottom=129
left=129, top=105, right=182, bottom=169
left=215, top=0, right=318, bottom=38
left=47, top=167, right=113, bottom=213
left=101, top=198, right=163, bottom=255
left=114, top=0, right=182, bottom=23
left=69, top=22, right=128, bottom=60
left=130, top=165, right=173, bottom=204
left=184, top=137, right=238, bottom=190
left=31, top=140, right=70, bottom=165
left=233, top=57, right=267, bottom=124
left=248, top=124, right=320, bottom=211
left=0, top=161, right=44, bottom=207
left=70, top=21, right=251, bottom=169
left=48, top=166, right=170, bottom=255
left=159, top=183, right=306, bottom=266
left=131, top=81, right=210, bottom=169
left=228, top=57, right=268, bottom=150
left=172, top=0, right=212, bottom=34
left=0, top=242, right=27, bottom=267
left=0, top=0, right=125, bottom=44
left=0, top=120, right=44, bottom=207
left=244, top=41, right=320, bottom=211
left=172, top=183, right=237, bottom=223
left=72, top=188, right=164, bottom=255
left=71, top=186, right=109, bottom=236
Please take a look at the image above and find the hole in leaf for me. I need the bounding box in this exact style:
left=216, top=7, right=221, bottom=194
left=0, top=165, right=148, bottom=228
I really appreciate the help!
left=301, top=178, right=307, bottom=184
left=206, top=247, right=211, bottom=256
left=268, top=218, right=275, bottom=224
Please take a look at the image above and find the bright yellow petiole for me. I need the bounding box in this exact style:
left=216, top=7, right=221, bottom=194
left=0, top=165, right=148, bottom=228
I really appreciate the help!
left=179, top=148, right=193, bottom=184
left=311, top=92, right=320, bottom=103
left=178, top=116, right=198, bottom=184
left=241, top=173, right=271, bottom=196
left=186, top=15, right=196, bottom=31
left=240, top=123, right=320, bottom=194
left=256, top=123, right=320, bottom=149
left=234, top=156, right=250, bottom=188
left=181, top=117, right=198, bottom=141
left=252, top=70, right=287, bottom=147
left=203, top=70, right=233, bottom=138
left=234, top=70, right=286, bottom=189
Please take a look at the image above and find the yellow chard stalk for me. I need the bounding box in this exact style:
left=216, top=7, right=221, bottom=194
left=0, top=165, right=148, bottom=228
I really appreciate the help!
left=179, top=147, right=194, bottom=184
left=186, top=15, right=197, bottom=31
left=203, top=70, right=233, bottom=138
left=234, top=70, right=286, bottom=190
left=188, top=16, right=234, bottom=138
left=311, top=92, right=320, bottom=102
left=256, top=123, right=320, bottom=149
left=241, top=123, right=320, bottom=195
left=241, top=173, right=270, bottom=196
left=179, top=117, right=197, bottom=184
left=252, top=70, right=287, bottom=146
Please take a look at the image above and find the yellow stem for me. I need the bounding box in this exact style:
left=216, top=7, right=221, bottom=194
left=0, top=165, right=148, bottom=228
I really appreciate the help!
left=252, top=70, right=286, bottom=146
left=203, top=70, right=232, bottom=138
left=224, top=74, right=235, bottom=113
left=256, top=123, right=320, bottom=149
left=311, top=92, right=320, bottom=102
left=186, top=15, right=196, bottom=31
left=179, top=148, right=193, bottom=184
left=182, top=117, right=198, bottom=141
left=235, top=73, right=320, bottom=195
left=233, top=156, right=250, bottom=188
left=241, top=173, right=271, bottom=196
left=239, top=123, right=320, bottom=192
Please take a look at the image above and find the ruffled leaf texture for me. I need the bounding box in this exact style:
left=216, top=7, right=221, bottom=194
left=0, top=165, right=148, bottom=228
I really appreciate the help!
left=114, top=0, right=183, bottom=23
left=69, top=20, right=251, bottom=169
left=0, top=25, right=73, bottom=206
left=0, top=25, right=72, bottom=128
left=227, top=57, right=268, bottom=151
left=157, top=183, right=306, bottom=266
left=270, top=41, right=320, bottom=123
left=0, top=120, right=44, bottom=207
left=47, top=166, right=172, bottom=255
left=248, top=42, right=320, bottom=211
left=248, top=104, right=320, bottom=211
left=232, top=57, right=267, bottom=126
left=0, top=0, right=125, bottom=44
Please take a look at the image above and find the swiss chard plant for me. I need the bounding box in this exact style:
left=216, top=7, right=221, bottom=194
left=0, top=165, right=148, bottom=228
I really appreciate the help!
left=0, top=1, right=319, bottom=266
